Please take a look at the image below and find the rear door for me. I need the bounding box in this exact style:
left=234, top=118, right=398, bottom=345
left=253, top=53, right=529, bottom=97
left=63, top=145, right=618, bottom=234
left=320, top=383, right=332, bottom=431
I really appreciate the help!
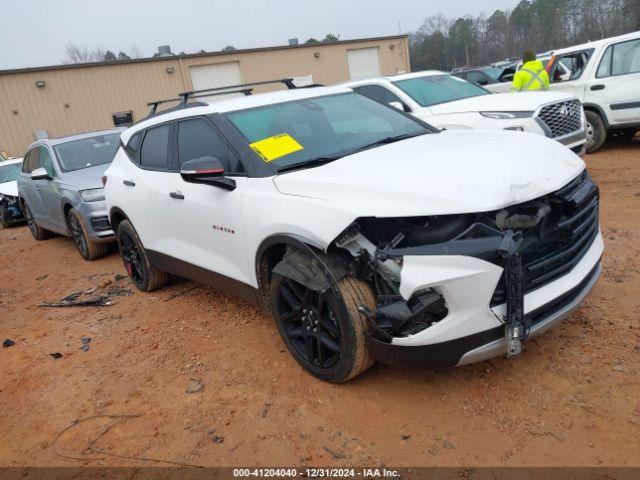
left=120, top=123, right=177, bottom=254
left=585, top=38, right=640, bottom=125
left=167, top=117, right=250, bottom=284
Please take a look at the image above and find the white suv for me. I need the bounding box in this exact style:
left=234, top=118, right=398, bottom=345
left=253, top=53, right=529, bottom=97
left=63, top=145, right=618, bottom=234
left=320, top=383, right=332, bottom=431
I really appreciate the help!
left=344, top=71, right=587, bottom=155
left=546, top=31, right=640, bottom=152
left=105, top=85, right=603, bottom=382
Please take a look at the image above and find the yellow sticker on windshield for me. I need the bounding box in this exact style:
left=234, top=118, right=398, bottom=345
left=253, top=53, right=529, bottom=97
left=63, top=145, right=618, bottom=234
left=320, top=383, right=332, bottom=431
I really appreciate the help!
left=250, top=133, right=303, bottom=162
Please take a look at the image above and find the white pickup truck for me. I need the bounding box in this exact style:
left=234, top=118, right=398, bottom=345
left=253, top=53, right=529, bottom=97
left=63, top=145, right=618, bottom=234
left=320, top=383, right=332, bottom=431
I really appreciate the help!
left=344, top=71, right=587, bottom=155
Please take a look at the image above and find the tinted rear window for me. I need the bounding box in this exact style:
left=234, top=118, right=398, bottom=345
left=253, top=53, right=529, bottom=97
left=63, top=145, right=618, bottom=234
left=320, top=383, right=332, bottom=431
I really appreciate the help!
left=140, top=125, right=170, bottom=170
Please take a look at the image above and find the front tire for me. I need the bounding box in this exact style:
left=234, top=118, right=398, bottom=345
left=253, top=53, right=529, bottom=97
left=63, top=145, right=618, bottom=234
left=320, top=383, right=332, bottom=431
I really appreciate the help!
left=585, top=110, right=607, bottom=153
left=270, top=271, right=376, bottom=383
left=23, top=203, right=53, bottom=240
left=116, top=220, right=168, bottom=291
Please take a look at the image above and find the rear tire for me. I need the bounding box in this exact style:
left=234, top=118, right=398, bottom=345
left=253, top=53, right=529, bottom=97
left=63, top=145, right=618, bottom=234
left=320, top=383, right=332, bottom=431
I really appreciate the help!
left=23, top=203, right=54, bottom=240
left=67, top=208, right=109, bottom=261
left=585, top=110, right=607, bottom=153
left=270, top=268, right=376, bottom=383
left=116, top=220, right=168, bottom=291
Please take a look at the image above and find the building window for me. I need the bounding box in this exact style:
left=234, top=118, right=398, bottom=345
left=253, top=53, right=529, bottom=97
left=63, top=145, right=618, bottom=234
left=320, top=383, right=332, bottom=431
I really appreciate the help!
left=112, top=111, right=134, bottom=127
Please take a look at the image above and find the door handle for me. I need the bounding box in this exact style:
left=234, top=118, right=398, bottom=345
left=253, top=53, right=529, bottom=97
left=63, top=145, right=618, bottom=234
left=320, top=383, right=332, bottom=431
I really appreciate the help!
left=590, top=84, right=605, bottom=91
left=123, top=180, right=136, bottom=187
left=169, top=192, right=185, bottom=200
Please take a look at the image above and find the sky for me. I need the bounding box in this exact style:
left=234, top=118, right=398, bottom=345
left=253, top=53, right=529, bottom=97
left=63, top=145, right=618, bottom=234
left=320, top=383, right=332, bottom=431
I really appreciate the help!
left=0, top=0, right=520, bottom=69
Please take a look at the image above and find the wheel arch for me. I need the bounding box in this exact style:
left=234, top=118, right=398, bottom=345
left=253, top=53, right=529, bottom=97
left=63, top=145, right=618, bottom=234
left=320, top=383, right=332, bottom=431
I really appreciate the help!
left=582, top=103, right=610, bottom=128
left=255, top=234, right=321, bottom=309
left=108, top=206, right=129, bottom=234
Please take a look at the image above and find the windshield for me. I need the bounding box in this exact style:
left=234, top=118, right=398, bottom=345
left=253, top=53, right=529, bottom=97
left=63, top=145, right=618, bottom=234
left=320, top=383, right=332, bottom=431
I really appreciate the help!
left=0, top=162, right=22, bottom=184
left=53, top=133, right=120, bottom=172
left=226, top=92, right=429, bottom=170
left=393, top=74, right=489, bottom=107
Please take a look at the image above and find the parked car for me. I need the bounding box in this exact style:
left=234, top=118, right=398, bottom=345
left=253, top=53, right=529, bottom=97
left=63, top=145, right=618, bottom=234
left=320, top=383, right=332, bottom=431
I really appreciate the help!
left=452, top=66, right=515, bottom=93
left=545, top=31, right=640, bottom=152
left=0, top=158, right=24, bottom=228
left=105, top=85, right=602, bottom=383
left=343, top=71, right=587, bottom=155
left=18, top=129, right=123, bottom=260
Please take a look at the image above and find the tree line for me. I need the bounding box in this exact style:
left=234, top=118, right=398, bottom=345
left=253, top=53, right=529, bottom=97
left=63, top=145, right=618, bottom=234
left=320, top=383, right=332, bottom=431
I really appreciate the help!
left=410, top=0, right=640, bottom=71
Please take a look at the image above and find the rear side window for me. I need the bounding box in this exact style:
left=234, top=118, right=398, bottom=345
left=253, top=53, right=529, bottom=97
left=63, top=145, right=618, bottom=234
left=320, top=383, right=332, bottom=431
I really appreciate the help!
left=177, top=119, right=244, bottom=173
left=140, top=125, right=170, bottom=170
left=598, top=39, right=640, bottom=78
left=125, top=132, right=143, bottom=162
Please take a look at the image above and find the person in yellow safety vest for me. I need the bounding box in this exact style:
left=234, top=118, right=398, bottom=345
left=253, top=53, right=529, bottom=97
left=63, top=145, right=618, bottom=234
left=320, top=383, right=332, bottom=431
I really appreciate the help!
left=511, top=50, right=550, bottom=92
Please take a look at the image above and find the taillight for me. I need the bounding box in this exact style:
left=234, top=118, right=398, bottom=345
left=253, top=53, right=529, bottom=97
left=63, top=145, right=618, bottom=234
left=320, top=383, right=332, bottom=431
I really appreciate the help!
left=101, top=175, right=107, bottom=186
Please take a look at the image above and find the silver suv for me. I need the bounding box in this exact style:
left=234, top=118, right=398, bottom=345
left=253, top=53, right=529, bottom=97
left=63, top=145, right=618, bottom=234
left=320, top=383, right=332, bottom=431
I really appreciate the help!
left=18, top=129, right=123, bottom=260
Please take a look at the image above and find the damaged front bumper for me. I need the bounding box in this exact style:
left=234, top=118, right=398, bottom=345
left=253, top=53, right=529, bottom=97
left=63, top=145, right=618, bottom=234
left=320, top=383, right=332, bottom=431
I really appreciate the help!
left=0, top=194, right=24, bottom=225
left=360, top=170, right=603, bottom=369
left=367, top=232, right=603, bottom=369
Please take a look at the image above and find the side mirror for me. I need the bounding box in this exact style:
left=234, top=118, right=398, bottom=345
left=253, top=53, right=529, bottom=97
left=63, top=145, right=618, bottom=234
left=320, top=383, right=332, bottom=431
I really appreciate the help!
left=180, top=156, right=236, bottom=191
left=30, top=167, right=51, bottom=181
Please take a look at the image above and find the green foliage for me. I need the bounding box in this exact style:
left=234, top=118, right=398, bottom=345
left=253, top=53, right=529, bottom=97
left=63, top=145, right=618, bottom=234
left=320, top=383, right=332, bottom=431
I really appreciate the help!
left=410, top=0, right=638, bottom=70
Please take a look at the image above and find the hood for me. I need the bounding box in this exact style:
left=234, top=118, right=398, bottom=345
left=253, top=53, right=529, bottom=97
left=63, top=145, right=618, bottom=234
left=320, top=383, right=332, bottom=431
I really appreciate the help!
left=273, top=130, right=584, bottom=217
left=59, top=164, right=109, bottom=189
left=427, top=91, right=574, bottom=115
left=0, top=181, right=18, bottom=197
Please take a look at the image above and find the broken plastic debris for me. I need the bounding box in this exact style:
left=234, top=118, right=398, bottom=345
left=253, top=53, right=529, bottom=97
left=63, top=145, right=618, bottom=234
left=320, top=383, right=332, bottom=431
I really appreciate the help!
left=3, top=339, right=16, bottom=348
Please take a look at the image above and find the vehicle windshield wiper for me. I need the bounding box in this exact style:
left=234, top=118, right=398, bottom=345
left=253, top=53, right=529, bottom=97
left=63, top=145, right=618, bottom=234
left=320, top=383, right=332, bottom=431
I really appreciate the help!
left=347, top=131, right=429, bottom=155
left=276, top=155, right=343, bottom=173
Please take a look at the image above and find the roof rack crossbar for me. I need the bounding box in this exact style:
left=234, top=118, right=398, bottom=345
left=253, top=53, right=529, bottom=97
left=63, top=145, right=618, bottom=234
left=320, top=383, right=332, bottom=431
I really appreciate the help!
left=146, top=87, right=254, bottom=116
left=178, top=78, right=295, bottom=104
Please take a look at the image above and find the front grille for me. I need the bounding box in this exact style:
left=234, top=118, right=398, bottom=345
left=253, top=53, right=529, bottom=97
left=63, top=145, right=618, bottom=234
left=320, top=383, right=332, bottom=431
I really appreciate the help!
left=537, top=100, right=583, bottom=138
left=90, top=216, right=111, bottom=232
left=525, top=262, right=600, bottom=327
left=491, top=171, right=599, bottom=305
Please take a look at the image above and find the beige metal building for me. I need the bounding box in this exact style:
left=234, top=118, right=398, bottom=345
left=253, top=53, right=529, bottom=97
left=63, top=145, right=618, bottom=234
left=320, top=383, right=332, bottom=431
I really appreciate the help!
left=0, top=35, right=409, bottom=156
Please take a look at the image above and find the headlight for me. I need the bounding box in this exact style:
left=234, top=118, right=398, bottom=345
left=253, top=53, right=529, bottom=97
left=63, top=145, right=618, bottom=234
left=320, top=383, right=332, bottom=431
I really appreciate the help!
left=80, top=188, right=105, bottom=202
left=480, top=111, right=534, bottom=119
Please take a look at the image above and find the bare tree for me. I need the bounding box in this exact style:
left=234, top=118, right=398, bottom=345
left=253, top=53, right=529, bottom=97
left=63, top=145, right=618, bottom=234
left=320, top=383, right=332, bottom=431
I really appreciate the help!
left=64, top=44, right=107, bottom=63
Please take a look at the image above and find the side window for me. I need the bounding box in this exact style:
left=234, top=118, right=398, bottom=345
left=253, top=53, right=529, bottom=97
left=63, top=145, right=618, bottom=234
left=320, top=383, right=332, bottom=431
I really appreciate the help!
left=38, top=146, right=56, bottom=177
left=177, top=119, right=244, bottom=174
left=24, top=148, right=40, bottom=173
left=354, top=85, right=409, bottom=111
left=597, top=46, right=613, bottom=78
left=22, top=151, right=33, bottom=173
left=140, top=125, right=170, bottom=170
left=612, top=39, right=640, bottom=76
left=551, top=50, right=593, bottom=83
left=125, top=131, right=143, bottom=163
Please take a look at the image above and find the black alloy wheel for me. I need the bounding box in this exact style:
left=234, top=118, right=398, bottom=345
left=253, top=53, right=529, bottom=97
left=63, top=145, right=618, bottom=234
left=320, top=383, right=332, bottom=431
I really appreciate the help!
left=115, top=220, right=168, bottom=291
left=275, top=277, right=343, bottom=370
left=68, top=211, right=88, bottom=258
left=119, top=229, right=145, bottom=286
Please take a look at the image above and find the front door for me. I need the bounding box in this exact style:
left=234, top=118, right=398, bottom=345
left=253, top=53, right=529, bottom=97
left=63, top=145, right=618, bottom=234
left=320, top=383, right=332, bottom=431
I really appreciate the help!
left=166, top=117, right=251, bottom=285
